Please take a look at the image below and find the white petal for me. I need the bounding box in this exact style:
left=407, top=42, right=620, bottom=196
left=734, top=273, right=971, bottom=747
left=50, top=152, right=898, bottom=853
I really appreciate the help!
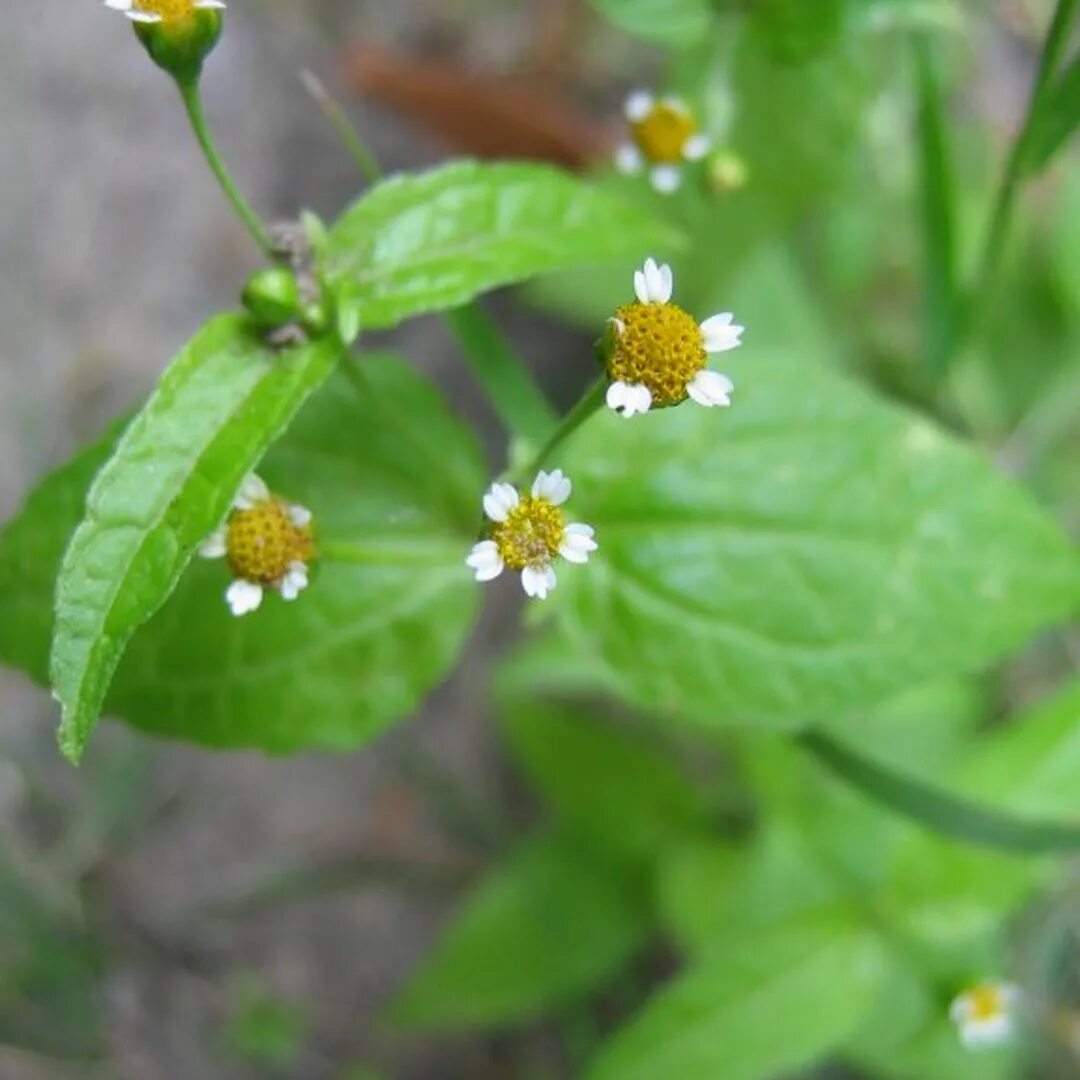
left=608, top=316, right=626, bottom=336
left=195, top=0, right=227, bottom=7
left=126, top=9, right=161, bottom=20
left=521, top=564, right=557, bottom=600
left=700, top=312, right=745, bottom=352
left=606, top=380, right=652, bottom=419
left=226, top=579, right=263, bottom=617
left=615, top=143, right=643, bottom=175
left=687, top=369, right=734, bottom=407
left=466, top=540, right=504, bottom=582
left=682, top=133, right=711, bottom=161
left=234, top=473, right=270, bottom=510
left=634, top=258, right=673, bottom=304
left=481, top=481, right=519, bottom=523
left=279, top=562, right=309, bottom=601
left=288, top=503, right=312, bottom=527
left=104, top=0, right=134, bottom=9
left=624, top=91, right=654, bottom=122
left=650, top=165, right=682, bottom=194
left=559, top=523, right=598, bottom=564
left=532, top=469, right=571, bottom=506
left=198, top=528, right=227, bottom=560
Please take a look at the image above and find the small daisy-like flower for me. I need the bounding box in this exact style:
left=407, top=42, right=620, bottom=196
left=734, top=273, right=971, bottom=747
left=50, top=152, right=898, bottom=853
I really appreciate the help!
left=605, top=257, right=743, bottom=418
left=949, top=981, right=1021, bottom=1050
left=199, top=474, right=314, bottom=617
left=466, top=470, right=597, bottom=600
left=615, top=91, right=711, bottom=195
left=104, top=0, right=225, bottom=24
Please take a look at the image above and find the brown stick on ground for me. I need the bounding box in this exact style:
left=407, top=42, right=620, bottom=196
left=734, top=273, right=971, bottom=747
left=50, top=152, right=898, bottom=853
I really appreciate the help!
left=342, top=44, right=615, bottom=170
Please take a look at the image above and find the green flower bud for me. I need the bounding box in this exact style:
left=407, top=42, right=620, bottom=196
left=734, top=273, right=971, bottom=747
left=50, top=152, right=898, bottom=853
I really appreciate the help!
left=706, top=150, right=749, bottom=195
left=242, top=268, right=301, bottom=330
left=106, top=1, right=224, bottom=80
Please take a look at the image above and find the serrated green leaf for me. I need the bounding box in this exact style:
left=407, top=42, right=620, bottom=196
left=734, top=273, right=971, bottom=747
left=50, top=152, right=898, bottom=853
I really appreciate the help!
left=554, top=349, right=1079, bottom=728
left=320, top=161, right=676, bottom=330
left=50, top=317, right=343, bottom=762
left=586, top=908, right=884, bottom=1080
left=586, top=0, right=713, bottom=47
left=2, top=355, right=481, bottom=754
left=390, top=833, right=648, bottom=1029
left=500, top=703, right=706, bottom=863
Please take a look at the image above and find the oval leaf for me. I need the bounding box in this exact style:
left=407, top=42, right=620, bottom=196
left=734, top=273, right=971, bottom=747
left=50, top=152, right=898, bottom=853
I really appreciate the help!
left=556, top=349, right=1079, bottom=728
left=586, top=0, right=714, bottom=47
left=320, top=161, right=677, bottom=329
left=49, top=317, right=343, bottom=762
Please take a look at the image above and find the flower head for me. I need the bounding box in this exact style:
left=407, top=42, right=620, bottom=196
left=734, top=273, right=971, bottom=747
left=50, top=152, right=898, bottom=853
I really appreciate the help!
left=466, top=470, right=597, bottom=600
left=604, top=258, right=743, bottom=418
left=199, top=474, right=314, bottom=617
left=615, top=91, right=710, bottom=195
left=949, top=981, right=1021, bottom=1050
left=105, top=0, right=225, bottom=77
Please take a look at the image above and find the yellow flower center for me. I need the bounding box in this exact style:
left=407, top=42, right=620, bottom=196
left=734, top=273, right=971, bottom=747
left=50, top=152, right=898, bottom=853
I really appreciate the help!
left=226, top=499, right=313, bottom=586
left=608, top=300, right=706, bottom=406
left=134, top=0, right=200, bottom=20
left=966, top=984, right=1005, bottom=1023
left=631, top=102, right=697, bottom=164
left=491, top=497, right=565, bottom=572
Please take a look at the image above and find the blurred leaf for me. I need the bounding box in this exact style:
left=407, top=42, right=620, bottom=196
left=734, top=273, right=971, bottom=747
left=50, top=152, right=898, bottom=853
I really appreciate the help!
left=749, top=0, right=845, bottom=63
left=49, top=317, right=343, bottom=762
left=501, top=703, right=707, bottom=863
left=320, top=162, right=676, bottom=330
left=585, top=0, right=714, bottom=47
left=853, top=1015, right=1015, bottom=1080
left=390, top=834, right=649, bottom=1029
left=1026, top=53, right=1080, bottom=175
left=586, top=908, right=884, bottom=1080
left=222, top=975, right=306, bottom=1068
left=555, top=348, right=1078, bottom=729
left=1, top=356, right=483, bottom=753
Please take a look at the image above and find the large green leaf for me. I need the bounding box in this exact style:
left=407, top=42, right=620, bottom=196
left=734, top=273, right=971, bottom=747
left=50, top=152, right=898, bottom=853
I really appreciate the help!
left=586, top=0, right=713, bottom=47
left=1, top=355, right=482, bottom=754
left=320, top=161, right=675, bottom=330
left=389, top=833, right=649, bottom=1029
left=500, top=703, right=707, bottom=864
left=554, top=349, right=1078, bottom=728
left=50, top=317, right=343, bottom=762
left=587, top=908, right=884, bottom=1080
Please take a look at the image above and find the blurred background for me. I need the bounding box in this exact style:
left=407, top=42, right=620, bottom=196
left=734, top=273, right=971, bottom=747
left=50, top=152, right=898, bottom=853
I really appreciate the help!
left=1, top=1, right=1076, bottom=1077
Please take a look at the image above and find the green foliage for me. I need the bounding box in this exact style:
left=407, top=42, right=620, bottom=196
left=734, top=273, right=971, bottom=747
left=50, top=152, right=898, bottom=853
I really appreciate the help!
left=320, top=162, right=677, bottom=330
left=50, top=317, right=343, bottom=762
left=390, top=833, right=649, bottom=1029
left=553, top=347, right=1077, bottom=729
left=586, top=908, right=885, bottom=1080
left=221, top=975, right=307, bottom=1068
left=585, top=0, right=715, bottom=47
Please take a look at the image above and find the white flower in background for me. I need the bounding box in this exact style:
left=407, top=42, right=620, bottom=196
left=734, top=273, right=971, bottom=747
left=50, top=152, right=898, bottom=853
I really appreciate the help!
left=949, top=981, right=1022, bottom=1050
left=466, top=470, right=597, bottom=600
left=104, top=0, right=225, bottom=23
left=199, top=474, right=314, bottom=617
left=615, top=91, right=711, bottom=195
left=605, top=257, right=743, bottom=418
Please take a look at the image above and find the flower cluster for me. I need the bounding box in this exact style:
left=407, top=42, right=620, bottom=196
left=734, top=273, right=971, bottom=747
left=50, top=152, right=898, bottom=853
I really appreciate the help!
left=200, top=475, right=314, bottom=617
left=949, top=980, right=1021, bottom=1050
left=615, top=91, right=710, bottom=194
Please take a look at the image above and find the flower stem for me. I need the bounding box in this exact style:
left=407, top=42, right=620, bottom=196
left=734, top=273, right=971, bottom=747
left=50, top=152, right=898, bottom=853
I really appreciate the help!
left=176, top=76, right=274, bottom=255
left=300, top=70, right=383, bottom=184
left=517, top=376, right=606, bottom=483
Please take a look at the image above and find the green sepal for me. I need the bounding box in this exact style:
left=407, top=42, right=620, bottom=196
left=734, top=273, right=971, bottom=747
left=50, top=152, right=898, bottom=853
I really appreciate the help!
left=133, top=9, right=222, bottom=81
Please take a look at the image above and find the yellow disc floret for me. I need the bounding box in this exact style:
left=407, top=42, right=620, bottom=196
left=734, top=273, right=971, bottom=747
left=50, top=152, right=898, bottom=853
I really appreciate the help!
left=135, top=0, right=201, bottom=20
left=608, top=300, right=706, bottom=406
left=491, top=497, right=565, bottom=571
left=965, top=984, right=1006, bottom=1023
left=631, top=102, right=698, bottom=164
left=226, top=499, right=313, bottom=587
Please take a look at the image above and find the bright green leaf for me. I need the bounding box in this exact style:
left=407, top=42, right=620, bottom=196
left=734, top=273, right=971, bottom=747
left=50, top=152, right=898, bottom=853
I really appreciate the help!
left=586, top=0, right=713, bottom=47
left=390, top=834, right=648, bottom=1029
left=50, top=317, right=343, bottom=762
left=320, top=161, right=676, bottom=330
left=587, top=908, right=884, bottom=1080
left=555, top=349, right=1079, bottom=728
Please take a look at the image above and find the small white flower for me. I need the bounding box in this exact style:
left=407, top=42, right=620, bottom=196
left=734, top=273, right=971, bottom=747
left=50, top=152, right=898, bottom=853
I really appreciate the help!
left=466, top=470, right=596, bottom=600
left=199, top=474, right=314, bottom=617
left=605, top=259, right=743, bottom=415
left=616, top=90, right=711, bottom=195
left=949, top=981, right=1021, bottom=1050
left=104, top=0, right=226, bottom=23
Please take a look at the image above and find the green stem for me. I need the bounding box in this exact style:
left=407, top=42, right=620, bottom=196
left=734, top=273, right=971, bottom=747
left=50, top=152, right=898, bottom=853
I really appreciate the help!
left=176, top=76, right=273, bottom=254
left=443, top=303, right=559, bottom=447
left=300, top=70, right=383, bottom=184
left=958, top=0, right=1078, bottom=353
left=516, top=376, right=607, bottom=483
left=798, top=729, right=1080, bottom=855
